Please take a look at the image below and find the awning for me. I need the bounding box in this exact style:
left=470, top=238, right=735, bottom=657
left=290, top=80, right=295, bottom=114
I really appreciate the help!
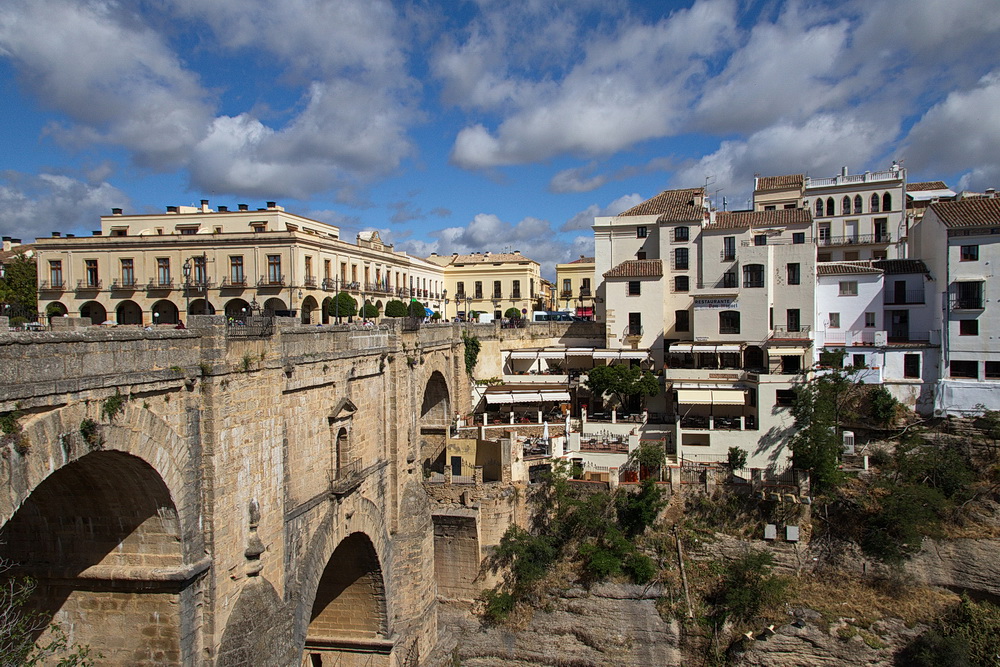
left=769, top=347, right=810, bottom=356
left=715, top=344, right=743, bottom=353
left=677, top=389, right=714, bottom=404
left=593, top=350, right=651, bottom=359
left=484, top=392, right=545, bottom=404
left=669, top=343, right=695, bottom=353
left=509, top=350, right=540, bottom=359
left=670, top=343, right=743, bottom=354
left=539, top=391, right=571, bottom=402
left=538, top=351, right=567, bottom=359
left=567, top=348, right=595, bottom=356
left=711, top=389, right=747, bottom=405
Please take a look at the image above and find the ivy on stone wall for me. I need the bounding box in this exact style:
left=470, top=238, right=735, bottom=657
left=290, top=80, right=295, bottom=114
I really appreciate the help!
left=461, top=333, right=480, bottom=376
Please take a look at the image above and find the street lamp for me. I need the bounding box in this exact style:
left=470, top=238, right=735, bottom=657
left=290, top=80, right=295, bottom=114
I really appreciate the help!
left=442, top=289, right=447, bottom=320
left=182, top=258, right=191, bottom=318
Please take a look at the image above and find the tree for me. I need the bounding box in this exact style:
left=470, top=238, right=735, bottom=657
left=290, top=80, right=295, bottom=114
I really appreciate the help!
left=327, top=292, right=356, bottom=320
left=584, top=365, right=659, bottom=412
left=727, top=446, right=748, bottom=471
left=408, top=300, right=425, bottom=318
left=0, top=254, right=37, bottom=312
left=383, top=299, right=407, bottom=317
left=360, top=302, right=378, bottom=319
left=504, top=307, right=522, bottom=320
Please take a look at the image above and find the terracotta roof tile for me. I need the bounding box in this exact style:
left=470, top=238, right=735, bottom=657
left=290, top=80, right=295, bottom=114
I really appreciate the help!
left=617, top=188, right=705, bottom=222
left=568, top=256, right=595, bottom=264
left=907, top=181, right=948, bottom=191
left=707, top=208, right=812, bottom=229
left=929, top=198, right=1000, bottom=228
left=603, top=259, right=663, bottom=279
left=871, top=259, right=930, bottom=275
left=431, top=251, right=539, bottom=265
left=755, top=174, right=804, bottom=192
left=0, top=244, right=34, bottom=264
left=817, top=262, right=883, bottom=276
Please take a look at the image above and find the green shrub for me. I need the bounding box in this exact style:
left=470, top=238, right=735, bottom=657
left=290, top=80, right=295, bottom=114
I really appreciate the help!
left=462, top=333, right=481, bottom=376
left=384, top=300, right=407, bottom=317
left=100, top=391, right=127, bottom=421
left=479, top=589, right=515, bottom=625
left=707, top=549, right=788, bottom=626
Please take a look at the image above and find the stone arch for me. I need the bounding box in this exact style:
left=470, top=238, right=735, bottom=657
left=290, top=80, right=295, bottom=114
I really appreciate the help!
left=291, top=498, right=394, bottom=664
left=152, top=299, right=179, bottom=324
left=263, top=297, right=287, bottom=314
left=79, top=300, right=106, bottom=325
left=420, top=370, right=450, bottom=428
left=45, top=301, right=68, bottom=321
left=301, top=295, right=319, bottom=324
left=321, top=297, right=333, bottom=324
left=116, top=299, right=142, bottom=324
left=188, top=298, right=215, bottom=315
left=216, top=577, right=296, bottom=667
left=225, top=298, right=250, bottom=319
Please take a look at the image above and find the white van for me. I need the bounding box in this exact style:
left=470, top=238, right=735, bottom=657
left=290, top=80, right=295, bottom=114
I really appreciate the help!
left=531, top=311, right=573, bottom=322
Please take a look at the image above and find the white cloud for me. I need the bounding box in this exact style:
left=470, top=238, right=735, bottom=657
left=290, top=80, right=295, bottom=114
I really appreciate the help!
left=561, top=194, right=644, bottom=231
left=0, top=171, right=127, bottom=240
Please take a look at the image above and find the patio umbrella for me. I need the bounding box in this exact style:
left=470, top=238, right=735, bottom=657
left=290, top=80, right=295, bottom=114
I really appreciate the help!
left=542, top=421, right=549, bottom=443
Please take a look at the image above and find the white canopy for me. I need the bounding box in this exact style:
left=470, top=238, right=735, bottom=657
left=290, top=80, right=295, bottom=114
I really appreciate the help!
left=676, top=388, right=747, bottom=405
left=670, top=343, right=743, bottom=354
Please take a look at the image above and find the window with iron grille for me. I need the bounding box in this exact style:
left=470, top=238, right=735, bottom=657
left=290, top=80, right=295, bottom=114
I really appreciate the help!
left=719, top=310, right=740, bottom=334
left=743, top=264, right=764, bottom=288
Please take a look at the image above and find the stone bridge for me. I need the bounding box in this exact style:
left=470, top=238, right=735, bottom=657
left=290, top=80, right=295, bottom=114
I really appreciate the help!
left=0, top=317, right=602, bottom=665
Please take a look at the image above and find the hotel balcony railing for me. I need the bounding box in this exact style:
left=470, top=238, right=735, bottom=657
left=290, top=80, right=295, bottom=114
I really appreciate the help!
left=455, top=292, right=466, bottom=300
left=771, top=325, right=811, bottom=338
left=110, top=279, right=138, bottom=290
left=147, top=279, right=174, bottom=290
left=696, top=278, right=739, bottom=290
left=76, top=279, right=102, bottom=290
left=303, top=276, right=317, bottom=288
left=184, top=278, right=214, bottom=291
left=806, top=168, right=902, bottom=188
left=258, top=275, right=286, bottom=287
left=884, top=290, right=924, bottom=305
left=220, top=277, right=247, bottom=288
left=815, top=233, right=891, bottom=247
left=560, top=290, right=573, bottom=298
left=321, top=278, right=337, bottom=290
left=39, top=280, right=65, bottom=290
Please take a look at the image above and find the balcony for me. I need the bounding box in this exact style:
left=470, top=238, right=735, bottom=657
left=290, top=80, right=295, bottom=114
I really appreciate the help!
left=560, top=289, right=573, bottom=298
left=258, top=275, right=285, bottom=287
left=110, top=279, right=138, bottom=291
left=39, top=280, right=65, bottom=291
left=303, top=276, right=317, bottom=288
left=220, top=277, right=247, bottom=288
left=663, top=368, right=756, bottom=383
left=580, top=288, right=591, bottom=298
left=75, top=279, right=102, bottom=291
left=455, top=292, right=466, bottom=300
left=806, top=168, right=902, bottom=188
left=771, top=325, right=811, bottom=339
left=815, top=233, right=891, bottom=247
left=185, top=278, right=214, bottom=292
left=822, top=330, right=876, bottom=346
left=321, top=278, right=337, bottom=291
left=884, top=290, right=924, bottom=305
left=951, top=296, right=984, bottom=311
left=147, top=279, right=174, bottom=290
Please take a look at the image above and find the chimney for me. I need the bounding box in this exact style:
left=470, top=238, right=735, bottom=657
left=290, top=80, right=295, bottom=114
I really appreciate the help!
left=987, top=188, right=997, bottom=198
left=111, top=207, right=123, bottom=215
left=238, top=203, right=249, bottom=211
left=66, top=234, right=75, bottom=238
left=200, top=199, right=210, bottom=212
left=92, top=230, right=102, bottom=236
left=166, top=206, right=178, bottom=213
left=266, top=201, right=276, bottom=209
left=51, top=232, right=61, bottom=238
left=841, top=166, right=848, bottom=177
left=218, top=205, right=228, bottom=212
left=2, top=236, right=9, bottom=242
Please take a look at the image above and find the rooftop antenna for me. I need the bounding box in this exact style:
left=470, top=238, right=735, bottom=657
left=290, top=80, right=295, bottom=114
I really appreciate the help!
left=704, top=175, right=717, bottom=210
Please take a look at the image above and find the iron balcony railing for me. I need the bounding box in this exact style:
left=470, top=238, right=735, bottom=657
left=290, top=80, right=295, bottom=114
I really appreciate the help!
left=951, top=295, right=984, bottom=310
left=815, top=233, right=891, bottom=247
left=624, top=324, right=643, bottom=337
left=771, top=325, right=811, bottom=338
left=221, top=277, right=247, bottom=288
left=147, top=279, right=174, bottom=289
left=258, top=275, right=285, bottom=287
left=111, top=279, right=138, bottom=290
left=303, top=276, right=317, bottom=288
left=883, top=290, right=924, bottom=305
left=76, top=279, right=102, bottom=290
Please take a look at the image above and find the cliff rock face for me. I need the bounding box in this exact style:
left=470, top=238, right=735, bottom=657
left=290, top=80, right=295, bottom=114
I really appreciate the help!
left=905, top=538, right=1000, bottom=599
left=437, top=583, right=682, bottom=666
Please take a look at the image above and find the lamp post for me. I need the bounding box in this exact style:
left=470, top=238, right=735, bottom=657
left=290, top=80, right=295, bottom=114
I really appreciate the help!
left=182, top=258, right=191, bottom=318
left=442, top=289, right=447, bottom=320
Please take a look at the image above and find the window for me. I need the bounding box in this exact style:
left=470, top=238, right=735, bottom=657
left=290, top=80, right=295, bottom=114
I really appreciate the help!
left=512, top=280, right=521, bottom=299
left=955, top=281, right=984, bottom=309
left=844, top=251, right=860, bottom=261
left=49, top=260, right=63, bottom=287
left=870, top=193, right=880, bottom=213
left=304, top=256, right=313, bottom=280
left=839, top=281, right=858, bottom=296
left=826, top=197, right=835, bottom=216
left=267, top=255, right=282, bottom=284
left=723, top=236, right=736, bottom=261
left=530, top=279, right=535, bottom=298
left=120, top=259, right=134, bottom=286
left=874, top=218, right=888, bottom=242
left=743, top=264, right=764, bottom=288
left=820, top=349, right=843, bottom=367
left=865, top=312, right=876, bottom=328
left=873, top=250, right=887, bottom=260
left=842, top=196, right=851, bottom=215
left=636, top=250, right=647, bottom=260
left=960, top=319, right=979, bottom=335
left=562, top=278, right=571, bottom=293
left=674, top=276, right=689, bottom=292
left=723, top=271, right=737, bottom=288
left=581, top=278, right=591, bottom=295
left=675, top=309, right=690, bottom=332
left=85, top=259, right=99, bottom=287
left=719, top=310, right=740, bottom=334
left=815, top=199, right=824, bottom=217
left=626, top=280, right=641, bottom=296
left=493, top=280, right=502, bottom=298
left=474, top=281, right=483, bottom=299
left=852, top=354, right=866, bottom=368
left=753, top=234, right=767, bottom=246
left=250, top=222, right=266, bottom=232
left=818, top=253, right=831, bottom=262
left=628, top=312, right=642, bottom=336
left=674, top=247, right=689, bottom=270
left=793, top=232, right=805, bottom=244
left=854, top=194, right=863, bottom=214
left=829, top=312, right=841, bottom=328
left=882, top=192, right=892, bottom=212
left=986, top=361, right=1000, bottom=379
left=324, top=260, right=331, bottom=280
left=961, top=245, right=979, bottom=261
left=818, top=223, right=831, bottom=241
left=950, top=360, right=978, bottom=379
left=636, top=226, right=648, bottom=238
left=776, top=389, right=796, bottom=407
left=784, top=203, right=796, bottom=209
left=157, top=258, right=171, bottom=285
left=179, top=227, right=197, bottom=235
left=674, top=226, right=689, bottom=241
left=904, top=354, right=921, bottom=379
left=230, top=256, right=244, bottom=284
left=193, top=256, right=207, bottom=284
left=764, top=205, right=776, bottom=211
left=786, top=263, right=800, bottom=285
left=781, top=355, right=801, bottom=374
left=456, top=281, right=465, bottom=297
left=787, top=309, right=801, bottom=332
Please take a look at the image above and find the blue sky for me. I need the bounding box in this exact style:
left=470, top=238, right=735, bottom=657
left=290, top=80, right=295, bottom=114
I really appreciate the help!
left=1, top=0, right=999, bottom=277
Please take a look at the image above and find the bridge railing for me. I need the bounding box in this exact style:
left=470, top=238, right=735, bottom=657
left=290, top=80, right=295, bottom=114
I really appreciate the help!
left=349, top=324, right=390, bottom=350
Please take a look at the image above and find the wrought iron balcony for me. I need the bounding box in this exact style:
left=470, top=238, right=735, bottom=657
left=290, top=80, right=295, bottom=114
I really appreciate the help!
left=303, top=276, right=317, bottom=288
left=258, top=275, right=285, bottom=287
left=771, top=325, right=811, bottom=338
left=221, top=277, right=247, bottom=288
left=110, top=279, right=137, bottom=290
left=815, top=233, right=891, bottom=247
left=147, top=279, right=174, bottom=290
left=39, top=280, right=65, bottom=290
left=75, top=279, right=102, bottom=290
left=884, top=290, right=924, bottom=305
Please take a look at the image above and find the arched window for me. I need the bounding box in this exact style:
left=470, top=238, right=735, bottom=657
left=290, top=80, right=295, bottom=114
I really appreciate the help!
left=826, top=198, right=835, bottom=216
left=854, top=195, right=863, bottom=214
left=842, top=196, right=851, bottom=215
left=815, top=199, right=823, bottom=217
left=870, top=193, right=880, bottom=213
left=882, top=192, right=891, bottom=212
